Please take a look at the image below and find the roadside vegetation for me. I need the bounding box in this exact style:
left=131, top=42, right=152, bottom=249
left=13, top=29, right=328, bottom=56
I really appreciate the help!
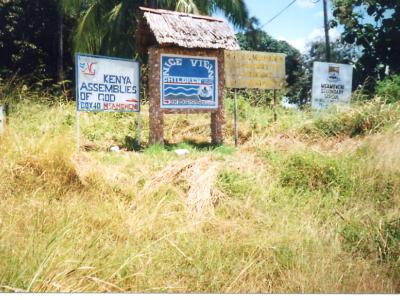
left=0, top=78, right=399, bottom=292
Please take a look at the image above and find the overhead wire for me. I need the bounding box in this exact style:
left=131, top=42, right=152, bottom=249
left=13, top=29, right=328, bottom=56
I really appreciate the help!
left=259, top=0, right=321, bottom=28
left=259, top=0, right=297, bottom=28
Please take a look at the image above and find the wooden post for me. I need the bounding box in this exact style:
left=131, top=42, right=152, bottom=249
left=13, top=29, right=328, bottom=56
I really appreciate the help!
left=137, top=110, right=141, bottom=148
left=323, top=0, right=331, bottom=62
left=148, top=47, right=164, bottom=145
left=234, top=89, right=238, bottom=147
left=273, top=89, right=277, bottom=122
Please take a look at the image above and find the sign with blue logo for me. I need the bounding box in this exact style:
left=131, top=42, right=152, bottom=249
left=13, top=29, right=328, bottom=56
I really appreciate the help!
left=76, top=53, right=140, bottom=112
left=312, top=61, right=353, bottom=110
left=160, top=54, right=218, bottom=109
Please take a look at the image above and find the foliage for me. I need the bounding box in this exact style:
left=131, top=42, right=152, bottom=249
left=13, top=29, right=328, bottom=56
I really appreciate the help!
left=236, top=17, right=307, bottom=104
left=0, top=0, right=58, bottom=80
left=73, top=0, right=248, bottom=57
left=375, top=74, right=400, bottom=104
left=332, top=0, right=400, bottom=91
left=307, top=39, right=359, bottom=65
left=278, top=152, right=352, bottom=194
left=300, top=100, right=400, bottom=138
left=0, top=0, right=79, bottom=83
left=0, top=0, right=248, bottom=87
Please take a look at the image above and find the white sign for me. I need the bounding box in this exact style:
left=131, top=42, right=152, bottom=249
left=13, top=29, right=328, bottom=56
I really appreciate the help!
left=312, top=61, right=353, bottom=110
left=76, top=53, right=140, bottom=112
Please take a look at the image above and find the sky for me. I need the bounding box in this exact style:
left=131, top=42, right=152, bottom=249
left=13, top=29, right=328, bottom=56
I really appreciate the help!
left=216, top=0, right=341, bottom=53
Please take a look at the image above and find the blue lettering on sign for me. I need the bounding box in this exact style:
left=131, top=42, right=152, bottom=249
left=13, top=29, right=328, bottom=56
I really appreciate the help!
left=75, top=53, right=140, bottom=112
left=161, top=55, right=218, bottom=109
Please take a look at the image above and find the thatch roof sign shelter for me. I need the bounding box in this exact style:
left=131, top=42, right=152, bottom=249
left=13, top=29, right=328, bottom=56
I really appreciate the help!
left=138, top=7, right=239, bottom=145
left=136, top=7, right=240, bottom=52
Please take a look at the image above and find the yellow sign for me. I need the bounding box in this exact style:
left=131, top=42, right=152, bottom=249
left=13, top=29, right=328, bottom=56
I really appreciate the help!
left=224, top=50, right=286, bottom=89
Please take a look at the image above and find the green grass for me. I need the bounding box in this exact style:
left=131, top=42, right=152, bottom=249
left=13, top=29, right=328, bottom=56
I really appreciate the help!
left=0, top=91, right=399, bottom=292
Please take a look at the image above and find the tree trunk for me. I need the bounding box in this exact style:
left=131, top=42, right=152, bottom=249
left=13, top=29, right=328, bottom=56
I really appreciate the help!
left=57, top=9, right=64, bottom=82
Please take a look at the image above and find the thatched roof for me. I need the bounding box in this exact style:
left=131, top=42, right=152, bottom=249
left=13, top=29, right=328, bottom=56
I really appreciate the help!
left=136, top=7, right=240, bottom=52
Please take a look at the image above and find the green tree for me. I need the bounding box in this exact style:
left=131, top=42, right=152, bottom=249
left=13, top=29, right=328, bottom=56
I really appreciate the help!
left=0, top=0, right=81, bottom=84
left=332, top=0, right=400, bottom=91
left=236, top=17, right=308, bottom=104
left=56, top=0, right=84, bottom=81
left=0, top=0, right=58, bottom=80
left=308, top=39, right=358, bottom=65
left=74, top=0, right=248, bottom=57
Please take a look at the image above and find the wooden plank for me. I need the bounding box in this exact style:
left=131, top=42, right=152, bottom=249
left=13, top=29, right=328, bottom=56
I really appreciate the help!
left=224, top=50, right=286, bottom=90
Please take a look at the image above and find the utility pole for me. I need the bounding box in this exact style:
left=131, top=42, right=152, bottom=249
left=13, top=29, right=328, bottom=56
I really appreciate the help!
left=323, top=0, right=331, bottom=62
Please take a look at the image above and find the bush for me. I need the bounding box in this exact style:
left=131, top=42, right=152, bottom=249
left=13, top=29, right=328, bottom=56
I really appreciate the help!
left=300, top=101, right=400, bottom=138
left=278, top=152, right=353, bottom=194
left=341, top=218, right=400, bottom=263
left=376, top=75, right=400, bottom=104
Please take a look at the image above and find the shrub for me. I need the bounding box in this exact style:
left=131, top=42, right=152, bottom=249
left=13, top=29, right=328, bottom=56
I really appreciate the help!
left=376, top=75, right=400, bottom=104
left=217, top=170, right=253, bottom=198
left=300, top=101, right=400, bottom=138
left=279, top=152, right=353, bottom=194
left=341, top=218, right=400, bottom=264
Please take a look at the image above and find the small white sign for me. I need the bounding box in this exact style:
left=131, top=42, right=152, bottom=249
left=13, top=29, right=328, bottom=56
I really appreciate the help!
left=76, top=53, right=140, bottom=112
left=312, top=61, right=353, bottom=110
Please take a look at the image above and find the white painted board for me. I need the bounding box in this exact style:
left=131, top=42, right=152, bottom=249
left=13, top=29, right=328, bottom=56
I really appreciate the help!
left=160, top=54, right=218, bottom=109
left=312, top=61, right=353, bottom=110
left=76, top=53, right=140, bottom=112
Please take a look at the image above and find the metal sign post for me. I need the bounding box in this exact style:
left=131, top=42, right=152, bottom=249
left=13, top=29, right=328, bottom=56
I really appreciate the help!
left=273, top=89, right=277, bottom=122
left=137, top=109, right=141, bottom=148
left=0, top=106, right=3, bottom=135
left=234, top=89, right=238, bottom=147
left=224, top=50, right=286, bottom=143
left=76, top=110, right=80, bottom=151
left=75, top=53, right=140, bottom=151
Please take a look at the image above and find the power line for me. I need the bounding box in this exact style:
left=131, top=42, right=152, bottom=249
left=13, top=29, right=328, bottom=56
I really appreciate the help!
left=259, top=0, right=297, bottom=28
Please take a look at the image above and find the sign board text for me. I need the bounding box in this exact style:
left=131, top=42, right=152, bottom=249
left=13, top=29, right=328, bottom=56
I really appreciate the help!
left=312, top=61, right=353, bottom=110
left=160, top=54, right=218, bottom=109
left=224, top=51, right=286, bottom=89
left=76, top=53, right=140, bottom=112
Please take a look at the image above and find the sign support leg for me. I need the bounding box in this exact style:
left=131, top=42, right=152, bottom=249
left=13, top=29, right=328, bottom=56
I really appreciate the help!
left=234, top=89, right=238, bottom=147
left=0, top=105, right=3, bottom=135
left=273, top=89, right=277, bottom=122
left=137, top=109, right=141, bottom=149
left=5, top=103, right=9, bottom=125
left=76, top=110, right=80, bottom=151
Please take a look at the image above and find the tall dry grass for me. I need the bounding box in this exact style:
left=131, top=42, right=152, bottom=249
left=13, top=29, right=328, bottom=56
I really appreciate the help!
left=0, top=96, right=399, bottom=292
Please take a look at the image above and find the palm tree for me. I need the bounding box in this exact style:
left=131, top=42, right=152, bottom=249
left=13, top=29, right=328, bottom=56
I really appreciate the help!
left=56, top=0, right=84, bottom=81
left=73, top=0, right=248, bottom=57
